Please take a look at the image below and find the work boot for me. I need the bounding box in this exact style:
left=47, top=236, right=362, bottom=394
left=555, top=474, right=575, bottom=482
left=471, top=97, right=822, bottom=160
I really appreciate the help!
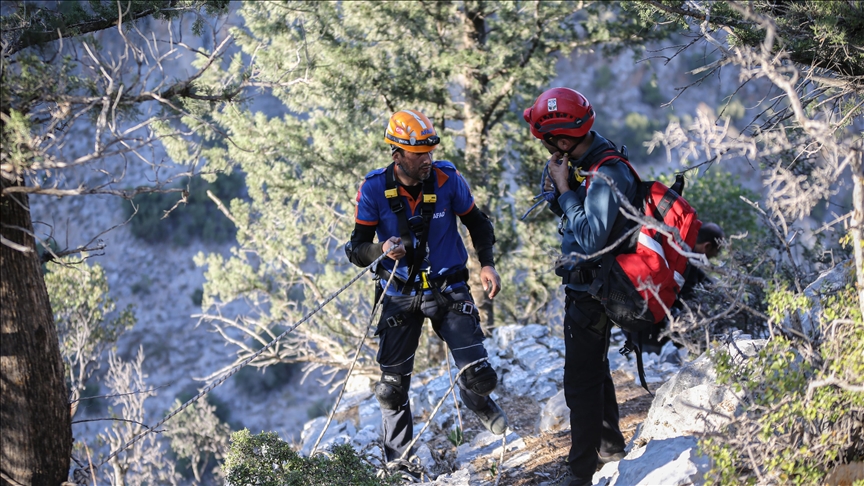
left=473, top=397, right=508, bottom=435
left=598, top=449, right=626, bottom=464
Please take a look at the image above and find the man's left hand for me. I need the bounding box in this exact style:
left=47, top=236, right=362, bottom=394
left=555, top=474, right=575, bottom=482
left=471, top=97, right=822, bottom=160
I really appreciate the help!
left=480, top=266, right=501, bottom=299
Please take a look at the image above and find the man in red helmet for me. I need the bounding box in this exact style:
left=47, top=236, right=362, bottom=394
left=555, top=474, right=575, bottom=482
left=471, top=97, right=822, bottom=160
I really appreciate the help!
left=345, top=110, right=508, bottom=472
left=523, top=88, right=639, bottom=486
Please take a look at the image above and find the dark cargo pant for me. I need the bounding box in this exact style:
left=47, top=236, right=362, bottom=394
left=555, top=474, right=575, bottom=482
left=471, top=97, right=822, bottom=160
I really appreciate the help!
left=563, top=289, right=626, bottom=484
left=375, top=286, right=490, bottom=462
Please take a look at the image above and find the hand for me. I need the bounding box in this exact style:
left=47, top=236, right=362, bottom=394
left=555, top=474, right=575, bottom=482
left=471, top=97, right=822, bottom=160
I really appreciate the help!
left=382, top=236, right=405, bottom=260
left=543, top=169, right=556, bottom=193
left=480, top=265, right=501, bottom=299
left=547, top=152, right=571, bottom=194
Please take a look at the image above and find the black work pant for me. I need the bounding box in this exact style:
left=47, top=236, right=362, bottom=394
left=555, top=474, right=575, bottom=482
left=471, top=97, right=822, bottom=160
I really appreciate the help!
left=563, top=289, right=626, bottom=483
left=376, top=286, right=491, bottom=462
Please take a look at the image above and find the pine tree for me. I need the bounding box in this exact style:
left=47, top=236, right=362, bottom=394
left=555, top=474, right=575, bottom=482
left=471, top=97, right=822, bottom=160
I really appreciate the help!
left=191, top=0, right=677, bottom=383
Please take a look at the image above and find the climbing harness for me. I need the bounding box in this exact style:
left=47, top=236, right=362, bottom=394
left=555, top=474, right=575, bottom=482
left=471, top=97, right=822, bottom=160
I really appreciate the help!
left=383, top=162, right=438, bottom=294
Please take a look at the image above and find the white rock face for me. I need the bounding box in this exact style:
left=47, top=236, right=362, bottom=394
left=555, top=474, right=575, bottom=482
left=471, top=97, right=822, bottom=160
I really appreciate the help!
left=298, top=322, right=708, bottom=484
left=796, top=260, right=855, bottom=338
left=538, top=389, right=570, bottom=433
left=594, top=436, right=710, bottom=486
left=632, top=336, right=763, bottom=446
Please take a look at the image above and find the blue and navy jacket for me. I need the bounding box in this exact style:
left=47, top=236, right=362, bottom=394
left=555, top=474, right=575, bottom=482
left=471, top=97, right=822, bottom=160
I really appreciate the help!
left=547, top=132, right=639, bottom=291
left=355, top=160, right=476, bottom=294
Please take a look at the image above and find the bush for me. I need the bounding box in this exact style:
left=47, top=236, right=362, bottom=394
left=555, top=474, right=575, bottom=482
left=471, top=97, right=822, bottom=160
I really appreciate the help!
left=701, top=283, right=864, bottom=485
left=125, top=172, right=245, bottom=246
left=222, top=430, right=399, bottom=486
left=234, top=362, right=300, bottom=397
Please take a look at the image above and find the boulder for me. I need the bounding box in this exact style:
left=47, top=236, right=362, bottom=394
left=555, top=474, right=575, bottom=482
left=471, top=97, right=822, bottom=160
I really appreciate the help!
left=594, top=436, right=710, bottom=486
left=796, top=260, right=855, bottom=338
left=631, top=335, right=763, bottom=446
left=538, top=389, right=570, bottom=433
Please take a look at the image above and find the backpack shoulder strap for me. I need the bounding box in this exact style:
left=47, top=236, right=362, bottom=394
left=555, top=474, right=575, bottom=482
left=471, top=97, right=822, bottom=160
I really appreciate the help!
left=584, top=148, right=641, bottom=190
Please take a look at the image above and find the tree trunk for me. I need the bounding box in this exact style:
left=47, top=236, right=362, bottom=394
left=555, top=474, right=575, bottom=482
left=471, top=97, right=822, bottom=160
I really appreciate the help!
left=850, top=152, right=864, bottom=320
left=1, top=178, right=71, bottom=486
left=460, top=1, right=496, bottom=331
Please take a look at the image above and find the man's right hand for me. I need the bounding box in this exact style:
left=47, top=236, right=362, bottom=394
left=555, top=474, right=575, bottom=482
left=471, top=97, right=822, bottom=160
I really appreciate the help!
left=382, top=236, right=405, bottom=260
left=547, top=151, right=571, bottom=194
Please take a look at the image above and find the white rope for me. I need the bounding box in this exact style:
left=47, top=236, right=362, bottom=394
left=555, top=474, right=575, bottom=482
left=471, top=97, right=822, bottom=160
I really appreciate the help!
left=94, top=247, right=399, bottom=470
left=396, top=357, right=489, bottom=462
left=310, top=261, right=400, bottom=456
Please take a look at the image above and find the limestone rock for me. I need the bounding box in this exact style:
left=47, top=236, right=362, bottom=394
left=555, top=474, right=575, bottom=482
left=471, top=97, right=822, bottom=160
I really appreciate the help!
left=594, top=436, right=710, bottom=486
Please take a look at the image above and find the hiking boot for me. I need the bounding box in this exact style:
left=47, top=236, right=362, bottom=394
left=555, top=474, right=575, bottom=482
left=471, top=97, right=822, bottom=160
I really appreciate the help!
left=382, top=458, right=424, bottom=483
left=598, top=449, right=627, bottom=464
left=473, top=397, right=508, bottom=435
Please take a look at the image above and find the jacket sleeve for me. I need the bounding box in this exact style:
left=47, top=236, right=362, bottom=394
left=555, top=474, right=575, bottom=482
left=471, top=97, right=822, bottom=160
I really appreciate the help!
left=556, top=162, right=633, bottom=254
left=458, top=206, right=496, bottom=268
left=344, top=223, right=383, bottom=267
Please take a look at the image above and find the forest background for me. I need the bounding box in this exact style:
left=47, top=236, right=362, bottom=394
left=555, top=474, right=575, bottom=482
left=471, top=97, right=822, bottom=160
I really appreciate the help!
left=1, top=1, right=862, bottom=485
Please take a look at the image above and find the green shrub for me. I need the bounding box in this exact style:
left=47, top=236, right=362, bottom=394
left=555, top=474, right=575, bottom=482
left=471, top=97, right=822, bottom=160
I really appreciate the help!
left=592, top=65, right=614, bottom=91
left=222, top=430, right=399, bottom=486
left=234, top=362, right=300, bottom=397
left=640, top=73, right=665, bottom=106
left=701, top=283, right=864, bottom=485
left=125, top=172, right=245, bottom=246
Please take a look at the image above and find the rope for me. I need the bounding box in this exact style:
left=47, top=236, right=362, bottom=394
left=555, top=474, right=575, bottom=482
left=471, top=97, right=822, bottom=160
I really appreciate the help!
left=444, top=345, right=464, bottom=442
left=495, top=432, right=507, bottom=486
left=309, top=261, right=400, bottom=456
left=94, top=247, right=399, bottom=470
left=397, top=357, right=489, bottom=463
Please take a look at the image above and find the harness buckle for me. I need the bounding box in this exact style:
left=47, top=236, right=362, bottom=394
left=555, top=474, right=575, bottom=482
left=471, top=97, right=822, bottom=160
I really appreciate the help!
left=619, top=343, right=634, bottom=357
left=455, top=302, right=475, bottom=315
left=420, top=271, right=431, bottom=290
left=386, top=315, right=403, bottom=328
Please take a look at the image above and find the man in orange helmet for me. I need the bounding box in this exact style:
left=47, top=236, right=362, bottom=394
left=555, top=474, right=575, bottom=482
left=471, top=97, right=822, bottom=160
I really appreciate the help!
left=345, top=109, right=507, bottom=469
left=523, top=88, right=639, bottom=486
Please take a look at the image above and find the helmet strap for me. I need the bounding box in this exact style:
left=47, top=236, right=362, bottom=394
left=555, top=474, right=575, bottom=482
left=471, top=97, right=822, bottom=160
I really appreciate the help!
left=543, top=133, right=586, bottom=158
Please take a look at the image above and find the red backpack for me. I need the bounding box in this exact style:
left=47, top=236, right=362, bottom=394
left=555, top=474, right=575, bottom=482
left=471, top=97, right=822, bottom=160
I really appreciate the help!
left=584, top=149, right=702, bottom=334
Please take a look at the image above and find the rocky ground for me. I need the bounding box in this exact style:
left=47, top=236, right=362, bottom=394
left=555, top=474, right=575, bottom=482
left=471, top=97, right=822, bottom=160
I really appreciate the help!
left=453, top=371, right=657, bottom=486
left=299, top=323, right=686, bottom=486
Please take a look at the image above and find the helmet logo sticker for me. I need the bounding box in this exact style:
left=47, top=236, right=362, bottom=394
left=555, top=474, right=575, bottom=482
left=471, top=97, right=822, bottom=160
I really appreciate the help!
left=547, top=98, right=558, bottom=112
left=395, top=126, right=404, bottom=135
left=420, top=128, right=434, bottom=136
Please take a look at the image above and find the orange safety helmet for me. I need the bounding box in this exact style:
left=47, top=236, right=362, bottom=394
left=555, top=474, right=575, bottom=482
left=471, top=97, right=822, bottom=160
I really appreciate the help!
left=384, top=110, right=440, bottom=153
left=523, top=88, right=594, bottom=142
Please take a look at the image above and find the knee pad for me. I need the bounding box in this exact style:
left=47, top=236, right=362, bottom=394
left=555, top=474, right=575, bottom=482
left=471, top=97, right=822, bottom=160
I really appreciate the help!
left=460, top=361, right=497, bottom=397
left=374, top=372, right=408, bottom=410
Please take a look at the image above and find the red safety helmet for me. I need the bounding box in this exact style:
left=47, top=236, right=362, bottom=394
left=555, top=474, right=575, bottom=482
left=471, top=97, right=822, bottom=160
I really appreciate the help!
left=523, top=88, right=594, bottom=142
